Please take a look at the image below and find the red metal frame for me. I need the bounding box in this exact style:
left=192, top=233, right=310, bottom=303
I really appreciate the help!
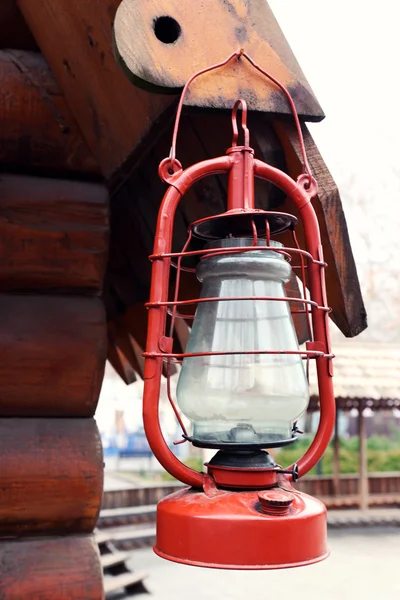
left=143, top=100, right=335, bottom=489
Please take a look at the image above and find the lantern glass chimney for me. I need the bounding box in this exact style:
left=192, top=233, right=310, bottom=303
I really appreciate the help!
left=176, top=239, right=309, bottom=447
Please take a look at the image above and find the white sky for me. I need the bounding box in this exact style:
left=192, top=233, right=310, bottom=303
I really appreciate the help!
left=270, top=0, right=400, bottom=342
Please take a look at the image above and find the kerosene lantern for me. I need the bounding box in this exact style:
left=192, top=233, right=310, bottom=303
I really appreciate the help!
left=142, top=51, right=335, bottom=569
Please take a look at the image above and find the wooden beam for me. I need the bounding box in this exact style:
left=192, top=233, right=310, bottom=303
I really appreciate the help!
left=114, top=0, right=324, bottom=119
left=0, top=536, right=103, bottom=599
left=17, top=0, right=175, bottom=182
left=0, top=295, right=107, bottom=417
left=359, top=403, right=369, bottom=511
left=0, top=175, right=109, bottom=294
left=273, top=119, right=367, bottom=337
left=107, top=321, right=141, bottom=384
left=0, top=1, right=37, bottom=51
left=333, top=408, right=340, bottom=497
left=0, top=418, right=103, bottom=535
left=0, top=50, right=100, bottom=176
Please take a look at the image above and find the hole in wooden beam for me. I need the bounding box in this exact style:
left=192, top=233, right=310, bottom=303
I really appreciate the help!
left=153, top=16, right=182, bottom=44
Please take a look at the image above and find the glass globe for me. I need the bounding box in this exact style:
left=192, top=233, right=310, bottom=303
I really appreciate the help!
left=176, top=239, right=310, bottom=447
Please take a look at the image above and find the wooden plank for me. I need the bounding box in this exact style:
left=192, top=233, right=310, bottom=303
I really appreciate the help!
left=0, top=535, right=103, bottom=599
left=0, top=50, right=100, bottom=175
left=104, top=572, right=147, bottom=594
left=0, top=296, right=107, bottom=416
left=0, top=1, right=38, bottom=51
left=114, top=0, right=324, bottom=119
left=359, top=404, right=369, bottom=511
left=101, top=551, right=130, bottom=569
left=107, top=322, right=139, bottom=385
left=100, top=505, right=157, bottom=520
left=95, top=530, right=115, bottom=546
left=333, top=409, right=341, bottom=496
left=0, top=175, right=109, bottom=294
left=108, top=526, right=156, bottom=543
left=17, top=0, right=175, bottom=181
left=0, top=419, right=103, bottom=535
left=272, top=119, right=367, bottom=337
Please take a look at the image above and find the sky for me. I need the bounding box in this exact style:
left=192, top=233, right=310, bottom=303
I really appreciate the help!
left=269, top=0, right=400, bottom=342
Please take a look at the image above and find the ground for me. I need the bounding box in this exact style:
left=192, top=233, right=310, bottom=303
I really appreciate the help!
left=112, top=527, right=400, bottom=599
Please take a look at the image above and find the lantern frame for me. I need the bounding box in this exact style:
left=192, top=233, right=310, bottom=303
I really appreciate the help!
left=143, top=105, right=334, bottom=487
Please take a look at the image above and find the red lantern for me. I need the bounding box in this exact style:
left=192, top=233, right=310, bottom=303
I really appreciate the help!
left=142, top=51, right=335, bottom=570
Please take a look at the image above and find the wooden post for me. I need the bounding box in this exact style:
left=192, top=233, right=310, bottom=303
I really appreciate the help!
left=333, top=407, right=340, bottom=497
left=0, top=175, right=109, bottom=599
left=359, top=401, right=369, bottom=511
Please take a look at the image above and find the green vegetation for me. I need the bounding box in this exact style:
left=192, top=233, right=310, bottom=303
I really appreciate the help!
left=160, top=455, right=204, bottom=481
left=275, top=434, right=400, bottom=475
left=160, top=435, right=400, bottom=480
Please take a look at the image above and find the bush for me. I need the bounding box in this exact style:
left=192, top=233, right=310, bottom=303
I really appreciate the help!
left=160, top=455, right=204, bottom=481
left=275, top=435, right=400, bottom=474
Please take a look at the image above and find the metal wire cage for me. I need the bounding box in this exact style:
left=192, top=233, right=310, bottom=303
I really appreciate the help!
left=142, top=52, right=335, bottom=490
left=142, top=112, right=335, bottom=488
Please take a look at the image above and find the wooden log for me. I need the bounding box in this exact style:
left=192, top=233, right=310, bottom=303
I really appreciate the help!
left=0, top=295, right=107, bottom=417
left=17, top=0, right=175, bottom=181
left=272, top=119, right=367, bottom=337
left=0, top=418, right=103, bottom=535
left=113, top=0, right=324, bottom=119
left=0, top=175, right=109, bottom=294
left=0, top=50, right=100, bottom=175
left=0, top=535, right=104, bottom=599
left=0, top=1, right=37, bottom=51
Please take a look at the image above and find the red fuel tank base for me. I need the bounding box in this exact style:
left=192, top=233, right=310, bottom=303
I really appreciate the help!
left=154, top=487, right=329, bottom=570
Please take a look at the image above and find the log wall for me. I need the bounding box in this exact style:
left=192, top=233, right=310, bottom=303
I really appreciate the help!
left=0, top=173, right=109, bottom=598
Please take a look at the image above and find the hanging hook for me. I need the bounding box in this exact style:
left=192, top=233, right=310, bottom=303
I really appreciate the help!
left=231, top=99, right=250, bottom=147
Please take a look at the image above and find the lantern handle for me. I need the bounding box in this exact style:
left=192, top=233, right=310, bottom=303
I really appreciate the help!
left=144, top=155, right=334, bottom=487
left=169, top=49, right=313, bottom=187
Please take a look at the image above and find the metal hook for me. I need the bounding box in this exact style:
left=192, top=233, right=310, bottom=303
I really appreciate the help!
left=231, top=99, right=250, bottom=147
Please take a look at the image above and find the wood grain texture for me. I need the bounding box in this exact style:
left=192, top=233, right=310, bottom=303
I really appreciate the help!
left=114, top=0, right=324, bottom=119
left=0, top=535, right=104, bottom=599
left=17, top=0, right=175, bottom=180
left=273, top=119, right=367, bottom=337
left=0, top=50, right=100, bottom=175
left=107, top=321, right=139, bottom=385
left=0, top=175, right=109, bottom=294
left=0, top=418, right=103, bottom=536
left=0, top=295, right=107, bottom=416
left=0, top=0, right=38, bottom=51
